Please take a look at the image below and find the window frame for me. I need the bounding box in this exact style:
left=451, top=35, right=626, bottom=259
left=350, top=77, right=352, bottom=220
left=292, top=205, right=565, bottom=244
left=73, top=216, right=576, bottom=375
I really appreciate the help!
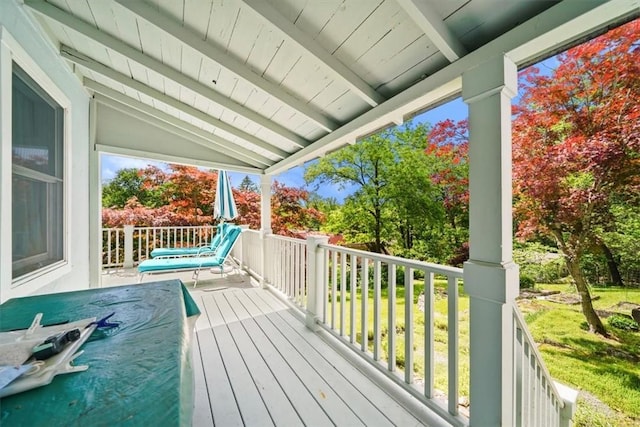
left=1, top=27, right=72, bottom=291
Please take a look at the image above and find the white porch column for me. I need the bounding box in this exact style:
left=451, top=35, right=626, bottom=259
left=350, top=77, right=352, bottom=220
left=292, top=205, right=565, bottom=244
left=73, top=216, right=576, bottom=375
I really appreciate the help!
left=88, top=97, right=101, bottom=287
left=462, top=55, right=519, bottom=426
left=0, top=37, right=12, bottom=302
left=259, top=174, right=272, bottom=287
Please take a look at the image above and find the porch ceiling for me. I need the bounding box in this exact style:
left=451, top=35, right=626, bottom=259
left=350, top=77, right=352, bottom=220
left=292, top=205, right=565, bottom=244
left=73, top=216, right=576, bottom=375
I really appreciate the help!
left=25, top=0, right=639, bottom=175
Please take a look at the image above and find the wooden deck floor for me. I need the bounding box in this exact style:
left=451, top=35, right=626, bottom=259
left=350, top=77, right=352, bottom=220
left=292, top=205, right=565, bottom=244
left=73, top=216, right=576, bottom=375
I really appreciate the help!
left=189, top=282, right=446, bottom=427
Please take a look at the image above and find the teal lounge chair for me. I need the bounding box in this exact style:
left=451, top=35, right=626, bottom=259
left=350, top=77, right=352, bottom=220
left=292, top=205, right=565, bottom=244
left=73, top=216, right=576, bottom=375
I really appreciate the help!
left=150, top=223, right=231, bottom=258
left=138, top=225, right=243, bottom=286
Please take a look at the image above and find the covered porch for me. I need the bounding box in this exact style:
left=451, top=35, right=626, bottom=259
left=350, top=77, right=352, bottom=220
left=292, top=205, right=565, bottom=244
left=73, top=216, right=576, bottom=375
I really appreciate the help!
left=181, top=279, right=449, bottom=426
left=2, top=0, right=639, bottom=425
left=100, top=228, right=569, bottom=427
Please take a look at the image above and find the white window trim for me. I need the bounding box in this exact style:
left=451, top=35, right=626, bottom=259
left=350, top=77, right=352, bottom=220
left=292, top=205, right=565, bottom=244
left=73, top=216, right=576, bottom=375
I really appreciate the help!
left=0, top=26, right=72, bottom=296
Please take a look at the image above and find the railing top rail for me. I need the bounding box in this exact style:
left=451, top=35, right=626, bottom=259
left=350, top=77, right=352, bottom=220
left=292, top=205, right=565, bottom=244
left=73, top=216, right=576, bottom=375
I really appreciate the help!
left=512, top=305, right=565, bottom=408
left=102, top=225, right=215, bottom=230
left=318, top=243, right=464, bottom=278
left=267, top=233, right=307, bottom=244
left=135, top=225, right=215, bottom=230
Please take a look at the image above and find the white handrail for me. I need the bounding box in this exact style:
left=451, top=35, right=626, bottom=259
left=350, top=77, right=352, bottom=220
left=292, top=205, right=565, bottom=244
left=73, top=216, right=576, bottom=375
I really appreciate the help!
left=319, top=243, right=464, bottom=278
left=313, top=242, right=466, bottom=426
left=236, top=229, right=262, bottom=278
left=102, top=226, right=574, bottom=427
left=513, top=305, right=568, bottom=426
left=261, top=234, right=308, bottom=308
left=101, top=225, right=216, bottom=268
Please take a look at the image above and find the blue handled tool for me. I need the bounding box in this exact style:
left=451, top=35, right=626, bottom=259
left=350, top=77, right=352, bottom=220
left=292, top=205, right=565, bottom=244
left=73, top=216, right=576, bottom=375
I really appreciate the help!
left=86, top=312, right=120, bottom=330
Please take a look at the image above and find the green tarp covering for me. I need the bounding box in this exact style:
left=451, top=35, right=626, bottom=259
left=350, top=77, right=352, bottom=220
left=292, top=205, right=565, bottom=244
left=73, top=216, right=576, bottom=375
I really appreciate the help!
left=0, top=280, right=200, bottom=426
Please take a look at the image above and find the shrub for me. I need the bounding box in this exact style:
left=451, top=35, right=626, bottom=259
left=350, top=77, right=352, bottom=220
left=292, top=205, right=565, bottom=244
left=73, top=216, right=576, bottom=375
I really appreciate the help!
left=519, top=275, right=535, bottom=289
left=514, top=242, right=568, bottom=284
left=607, top=314, right=639, bottom=331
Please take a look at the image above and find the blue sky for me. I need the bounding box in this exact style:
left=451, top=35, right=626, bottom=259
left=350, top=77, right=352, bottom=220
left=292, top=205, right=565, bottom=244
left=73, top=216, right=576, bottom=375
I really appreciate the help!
left=100, top=97, right=469, bottom=203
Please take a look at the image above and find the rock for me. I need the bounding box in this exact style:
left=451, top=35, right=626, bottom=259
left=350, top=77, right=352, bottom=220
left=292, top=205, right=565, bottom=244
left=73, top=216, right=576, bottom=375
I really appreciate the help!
left=518, top=289, right=561, bottom=300
left=632, top=308, right=640, bottom=325
left=546, top=293, right=600, bottom=305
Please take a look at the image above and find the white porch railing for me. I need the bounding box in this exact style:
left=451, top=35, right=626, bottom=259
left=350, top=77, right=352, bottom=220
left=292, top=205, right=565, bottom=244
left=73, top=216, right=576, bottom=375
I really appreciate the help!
left=264, top=234, right=308, bottom=308
left=316, top=242, right=467, bottom=425
left=513, top=306, right=576, bottom=426
left=236, top=229, right=262, bottom=279
left=100, top=227, right=576, bottom=426
left=233, top=231, right=577, bottom=427
left=101, top=225, right=215, bottom=268
left=237, top=231, right=309, bottom=309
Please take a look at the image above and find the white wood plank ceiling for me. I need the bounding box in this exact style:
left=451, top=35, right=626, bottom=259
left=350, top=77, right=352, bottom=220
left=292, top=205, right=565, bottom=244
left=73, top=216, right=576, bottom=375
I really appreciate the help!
left=24, top=0, right=640, bottom=174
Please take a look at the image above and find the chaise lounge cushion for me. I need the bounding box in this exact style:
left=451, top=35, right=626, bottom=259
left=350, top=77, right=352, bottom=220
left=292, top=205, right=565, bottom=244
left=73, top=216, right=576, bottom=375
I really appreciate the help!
left=138, top=226, right=242, bottom=273
left=150, top=223, right=230, bottom=258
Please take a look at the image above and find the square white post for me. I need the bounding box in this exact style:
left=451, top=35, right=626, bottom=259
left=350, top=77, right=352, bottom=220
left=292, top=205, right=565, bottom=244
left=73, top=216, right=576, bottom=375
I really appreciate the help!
left=260, top=174, right=272, bottom=287
left=462, top=55, right=519, bottom=426
left=0, top=37, right=12, bottom=301
left=123, top=224, right=134, bottom=269
left=238, top=224, right=250, bottom=270
left=306, top=235, right=328, bottom=331
left=88, top=98, right=101, bottom=287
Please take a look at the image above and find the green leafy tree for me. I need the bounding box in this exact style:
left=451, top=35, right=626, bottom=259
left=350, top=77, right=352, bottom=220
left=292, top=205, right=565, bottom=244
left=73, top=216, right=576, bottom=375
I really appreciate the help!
left=598, top=201, right=640, bottom=285
left=305, top=130, right=396, bottom=253
left=387, top=124, right=444, bottom=253
left=307, top=193, right=339, bottom=231
left=102, top=166, right=166, bottom=208
left=305, top=123, right=446, bottom=255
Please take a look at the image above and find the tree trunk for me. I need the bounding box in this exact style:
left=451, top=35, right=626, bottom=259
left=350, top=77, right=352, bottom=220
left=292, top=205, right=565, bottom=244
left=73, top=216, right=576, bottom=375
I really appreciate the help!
left=598, top=241, right=624, bottom=287
left=565, top=256, right=608, bottom=335
left=404, top=220, right=413, bottom=250
left=374, top=207, right=382, bottom=253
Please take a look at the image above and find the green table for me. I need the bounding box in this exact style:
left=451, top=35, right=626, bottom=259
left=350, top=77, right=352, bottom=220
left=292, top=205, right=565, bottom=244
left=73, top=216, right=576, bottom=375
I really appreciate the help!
left=0, top=280, right=200, bottom=426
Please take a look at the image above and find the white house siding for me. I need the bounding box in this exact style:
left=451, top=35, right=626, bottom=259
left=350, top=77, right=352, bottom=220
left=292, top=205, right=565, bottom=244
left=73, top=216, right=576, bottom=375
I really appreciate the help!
left=0, top=0, right=90, bottom=302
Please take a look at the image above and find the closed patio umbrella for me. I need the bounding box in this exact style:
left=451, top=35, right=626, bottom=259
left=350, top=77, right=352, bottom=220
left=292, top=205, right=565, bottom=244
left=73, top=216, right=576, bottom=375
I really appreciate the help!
left=213, top=170, right=238, bottom=232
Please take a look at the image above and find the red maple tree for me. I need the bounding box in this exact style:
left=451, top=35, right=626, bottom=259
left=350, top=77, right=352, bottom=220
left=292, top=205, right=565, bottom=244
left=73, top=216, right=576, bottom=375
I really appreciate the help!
left=512, top=19, right=640, bottom=334
left=234, top=180, right=324, bottom=237
left=427, top=118, right=470, bottom=225
left=103, top=167, right=324, bottom=238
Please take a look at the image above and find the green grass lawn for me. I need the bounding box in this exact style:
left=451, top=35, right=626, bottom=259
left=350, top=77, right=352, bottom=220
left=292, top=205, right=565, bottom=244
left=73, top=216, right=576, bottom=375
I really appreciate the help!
left=519, top=284, right=640, bottom=426
left=328, top=278, right=469, bottom=400
left=328, top=280, right=640, bottom=425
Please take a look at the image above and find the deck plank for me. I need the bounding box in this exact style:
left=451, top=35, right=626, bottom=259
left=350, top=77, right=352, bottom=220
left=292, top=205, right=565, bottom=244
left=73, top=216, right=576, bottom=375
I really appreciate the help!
left=196, top=329, right=242, bottom=426
left=189, top=283, right=442, bottom=427
left=202, top=294, right=274, bottom=426
left=251, top=289, right=428, bottom=426
left=197, top=294, right=244, bottom=427
left=192, top=330, right=214, bottom=427
left=214, top=291, right=303, bottom=426
left=223, top=292, right=306, bottom=426
left=227, top=290, right=335, bottom=426
left=239, top=289, right=366, bottom=426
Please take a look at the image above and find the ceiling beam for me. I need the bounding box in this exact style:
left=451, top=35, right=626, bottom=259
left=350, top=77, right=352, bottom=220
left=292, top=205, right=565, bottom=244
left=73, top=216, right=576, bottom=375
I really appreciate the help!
left=61, top=45, right=289, bottom=159
left=25, top=0, right=310, bottom=149
left=267, top=0, right=639, bottom=174
left=239, top=0, right=386, bottom=108
left=87, top=80, right=274, bottom=168
left=112, top=0, right=339, bottom=133
left=396, top=0, right=467, bottom=62
left=93, top=94, right=264, bottom=171
left=96, top=143, right=263, bottom=175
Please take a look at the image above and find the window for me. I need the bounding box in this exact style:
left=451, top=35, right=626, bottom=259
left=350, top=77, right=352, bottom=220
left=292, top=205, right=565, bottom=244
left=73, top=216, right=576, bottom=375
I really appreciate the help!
left=12, top=63, right=64, bottom=279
